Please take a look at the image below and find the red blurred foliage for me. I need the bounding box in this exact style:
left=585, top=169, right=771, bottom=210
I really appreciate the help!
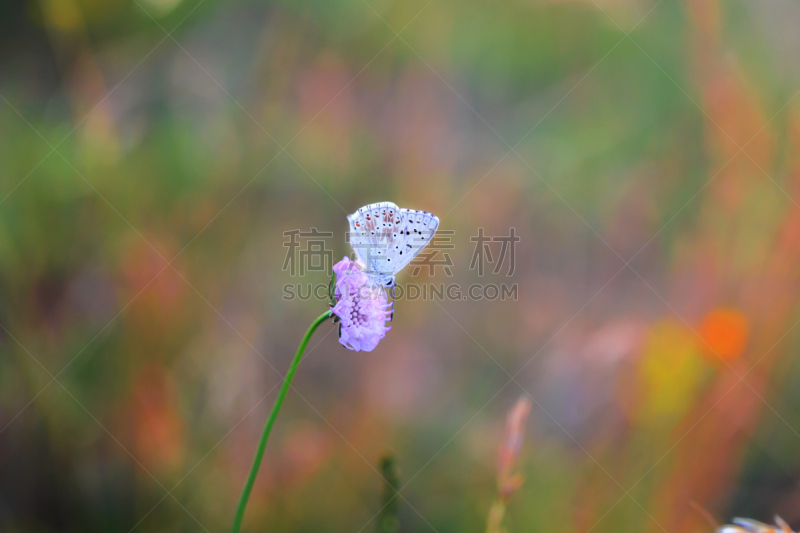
left=129, top=364, right=185, bottom=472
left=118, top=237, right=185, bottom=336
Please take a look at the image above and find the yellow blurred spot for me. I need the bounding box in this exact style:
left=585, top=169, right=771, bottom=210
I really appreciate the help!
left=699, top=308, right=749, bottom=362
left=42, top=0, right=83, bottom=31
left=141, top=0, right=183, bottom=17
left=639, top=319, right=707, bottom=420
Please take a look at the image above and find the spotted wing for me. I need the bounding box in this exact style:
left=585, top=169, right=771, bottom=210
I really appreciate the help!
left=384, top=208, right=439, bottom=275
left=347, top=202, right=401, bottom=276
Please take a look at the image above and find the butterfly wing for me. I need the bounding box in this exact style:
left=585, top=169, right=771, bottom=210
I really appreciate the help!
left=347, top=202, right=401, bottom=276
left=384, top=208, right=439, bottom=275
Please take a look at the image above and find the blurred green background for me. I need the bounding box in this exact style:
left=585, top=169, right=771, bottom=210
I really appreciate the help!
left=3, top=0, right=800, bottom=531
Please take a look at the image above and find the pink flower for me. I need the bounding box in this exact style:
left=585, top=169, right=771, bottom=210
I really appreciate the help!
left=330, top=257, right=392, bottom=352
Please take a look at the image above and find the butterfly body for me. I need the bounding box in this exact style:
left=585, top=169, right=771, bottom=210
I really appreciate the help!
left=347, top=201, right=440, bottom=287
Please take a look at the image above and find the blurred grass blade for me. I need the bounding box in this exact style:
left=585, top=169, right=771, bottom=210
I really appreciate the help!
left=377, top=454, right=400, bottom=533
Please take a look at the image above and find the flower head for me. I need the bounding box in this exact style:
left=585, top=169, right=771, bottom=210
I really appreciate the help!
left=330, top=257, right=392, bottom=352
left=717, top=518, right=794, bottom=533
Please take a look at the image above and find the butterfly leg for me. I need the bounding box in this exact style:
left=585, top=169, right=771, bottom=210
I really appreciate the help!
left=388, top=283, right=395, bottom=322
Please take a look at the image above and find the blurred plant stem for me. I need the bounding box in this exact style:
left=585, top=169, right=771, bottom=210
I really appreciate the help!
left=486, top=397, right=532, bottom=533
left=377, top=454, right=400, bottom=533
left=485, top=498, right=507, bottom=533
left=231, top=309, right=333, bottom=533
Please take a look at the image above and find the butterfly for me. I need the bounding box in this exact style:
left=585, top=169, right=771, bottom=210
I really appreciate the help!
left=347, top=201, right=440, bottom=288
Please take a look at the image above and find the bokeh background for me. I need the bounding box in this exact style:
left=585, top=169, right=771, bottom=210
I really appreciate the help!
left=3, top=0, right=800, bottom=531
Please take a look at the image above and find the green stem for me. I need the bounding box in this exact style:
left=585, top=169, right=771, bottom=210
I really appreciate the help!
left=232, top=309, right=333, bottom=533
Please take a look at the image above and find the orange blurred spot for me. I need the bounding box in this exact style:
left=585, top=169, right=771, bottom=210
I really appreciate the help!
left=699, top=308, right=749, bottom=361
left=131, top=364, right=185, bottom=471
